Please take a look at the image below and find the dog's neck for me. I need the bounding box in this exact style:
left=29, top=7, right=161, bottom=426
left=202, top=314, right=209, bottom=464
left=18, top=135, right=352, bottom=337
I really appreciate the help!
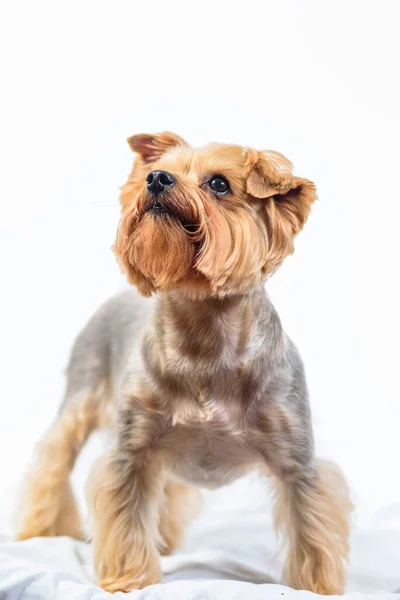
left=155, top=286, right=266, bottom=365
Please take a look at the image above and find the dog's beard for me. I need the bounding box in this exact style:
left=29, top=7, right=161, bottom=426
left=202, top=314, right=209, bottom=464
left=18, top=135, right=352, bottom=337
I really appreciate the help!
left=116, top=189, right=268, bottom=295
left=116, top=189, right=202, bottom=292
left=127, top=212, right=196, bottom=287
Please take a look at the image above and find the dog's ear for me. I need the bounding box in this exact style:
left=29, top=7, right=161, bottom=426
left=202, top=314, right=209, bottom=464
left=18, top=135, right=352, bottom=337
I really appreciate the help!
left=246, top=149, right=317, bottom=272
left=127, top=131, right=188, bottom=163
left=246, top=149, right=317, bottom=236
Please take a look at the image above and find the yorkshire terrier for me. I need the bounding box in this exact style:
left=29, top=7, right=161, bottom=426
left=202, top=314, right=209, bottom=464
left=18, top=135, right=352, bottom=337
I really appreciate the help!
left=17, top=132, right=352, bottom=594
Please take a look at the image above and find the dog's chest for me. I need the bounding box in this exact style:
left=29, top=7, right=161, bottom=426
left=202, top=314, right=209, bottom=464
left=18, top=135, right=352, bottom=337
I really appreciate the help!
left=163, top=397, right=256, bottom=488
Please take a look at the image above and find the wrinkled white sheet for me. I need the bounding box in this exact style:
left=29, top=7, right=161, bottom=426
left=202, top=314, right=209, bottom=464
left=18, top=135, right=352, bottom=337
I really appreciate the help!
left=1, top=473, right=400, bottom=600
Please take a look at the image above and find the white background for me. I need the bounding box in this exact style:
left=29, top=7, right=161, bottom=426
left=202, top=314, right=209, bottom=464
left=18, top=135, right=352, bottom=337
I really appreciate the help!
left=0, top=0, right=399, bottom=533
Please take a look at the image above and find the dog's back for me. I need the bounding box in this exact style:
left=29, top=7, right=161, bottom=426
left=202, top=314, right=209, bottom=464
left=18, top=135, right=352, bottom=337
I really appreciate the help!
left=64, top=287, right=153, bottom=404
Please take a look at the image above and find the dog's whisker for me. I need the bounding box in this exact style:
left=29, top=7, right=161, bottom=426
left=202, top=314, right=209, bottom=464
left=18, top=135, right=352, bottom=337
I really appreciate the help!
left=90, top=201, right=121, bottom=207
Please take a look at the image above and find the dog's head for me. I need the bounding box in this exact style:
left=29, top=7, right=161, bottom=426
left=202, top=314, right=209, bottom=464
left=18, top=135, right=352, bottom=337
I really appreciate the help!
left=115, top=132, right=316, bottom=297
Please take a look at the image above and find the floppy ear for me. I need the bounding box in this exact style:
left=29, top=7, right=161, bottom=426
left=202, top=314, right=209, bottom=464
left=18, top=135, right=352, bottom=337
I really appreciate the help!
left=246, top=149, right=317, bottom=272
left=247, top=149, right=317, bottom=236
left=127, top=131, right=188, bottom=163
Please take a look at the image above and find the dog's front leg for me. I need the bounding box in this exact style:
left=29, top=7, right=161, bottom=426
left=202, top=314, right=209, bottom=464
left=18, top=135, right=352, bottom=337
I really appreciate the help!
left=254, top=400, right=352, bottom=595
left=272, top=456, right=352, bottom=595
left=87, top=391, right=166, bottom=592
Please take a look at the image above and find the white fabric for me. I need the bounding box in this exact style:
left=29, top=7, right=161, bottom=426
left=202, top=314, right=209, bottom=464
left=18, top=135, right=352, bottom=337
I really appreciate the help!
left=1, top=471, right=399, bottom=600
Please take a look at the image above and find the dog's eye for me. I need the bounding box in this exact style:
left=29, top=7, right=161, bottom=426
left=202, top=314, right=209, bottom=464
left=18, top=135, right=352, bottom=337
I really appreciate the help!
left=208, top=175, right=230, bottom=195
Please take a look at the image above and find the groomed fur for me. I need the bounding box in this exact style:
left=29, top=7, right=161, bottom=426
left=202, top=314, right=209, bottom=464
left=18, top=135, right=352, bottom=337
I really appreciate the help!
left=115, top=134, right=316, bottom=297
left=17, top=133, right=351, bottom=595
left=17, top=384, right=107, bottom=540
left=273, top=460, right=352, bottom=594
left=87, top=451, right=164, bottom=592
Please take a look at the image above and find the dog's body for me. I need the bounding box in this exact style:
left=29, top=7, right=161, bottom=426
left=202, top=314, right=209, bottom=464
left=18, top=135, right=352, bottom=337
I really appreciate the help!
left=17, top=133, right=352, bottom=595
left=68, top=285, right=311, bottom=489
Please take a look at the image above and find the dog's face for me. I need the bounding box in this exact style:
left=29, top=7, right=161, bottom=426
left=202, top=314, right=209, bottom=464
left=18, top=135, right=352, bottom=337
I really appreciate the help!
left=115, top=132, right=316, bottom=297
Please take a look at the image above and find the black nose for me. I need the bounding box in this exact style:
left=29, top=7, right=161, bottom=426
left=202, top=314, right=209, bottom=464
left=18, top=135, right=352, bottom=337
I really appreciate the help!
left=146, top=170, right=176, bottom=196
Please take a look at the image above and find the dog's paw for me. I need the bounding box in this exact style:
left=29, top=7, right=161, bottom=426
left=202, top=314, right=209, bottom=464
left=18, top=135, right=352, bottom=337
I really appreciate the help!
left=99, top=561, right=162, bottom=592
left=100, top=573, right=161, bottom=592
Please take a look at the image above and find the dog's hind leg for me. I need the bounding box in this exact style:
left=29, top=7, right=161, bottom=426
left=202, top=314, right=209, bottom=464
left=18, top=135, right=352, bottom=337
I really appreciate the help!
left=16, top=381, right=109, bottom=540
left=159, top=480, right=202, bottom=555
left=16, top=307, right=112, bottom=541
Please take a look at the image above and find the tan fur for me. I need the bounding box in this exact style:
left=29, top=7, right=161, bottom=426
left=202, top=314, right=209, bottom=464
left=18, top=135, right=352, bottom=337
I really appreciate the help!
left=273, top=460, right=352, bottom=594
left=87, top=451, right=164, bottom=592
left=17, top=385, right=106, bottom=540
left=115, top=134, right=316, bottom=297
left=17, top=133, right=352, bottom=595
left=159, top=480, right=203, bottom=555
left=87, top=451, right=201, bottom=591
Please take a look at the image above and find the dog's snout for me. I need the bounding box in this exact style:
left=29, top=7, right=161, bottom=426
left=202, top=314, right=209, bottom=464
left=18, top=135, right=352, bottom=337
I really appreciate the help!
left=146, top=170, right=176, bottom=196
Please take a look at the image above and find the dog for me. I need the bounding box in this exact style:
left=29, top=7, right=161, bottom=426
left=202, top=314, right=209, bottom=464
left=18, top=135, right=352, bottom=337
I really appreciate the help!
left=17, top=132, right=352, bottom=594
